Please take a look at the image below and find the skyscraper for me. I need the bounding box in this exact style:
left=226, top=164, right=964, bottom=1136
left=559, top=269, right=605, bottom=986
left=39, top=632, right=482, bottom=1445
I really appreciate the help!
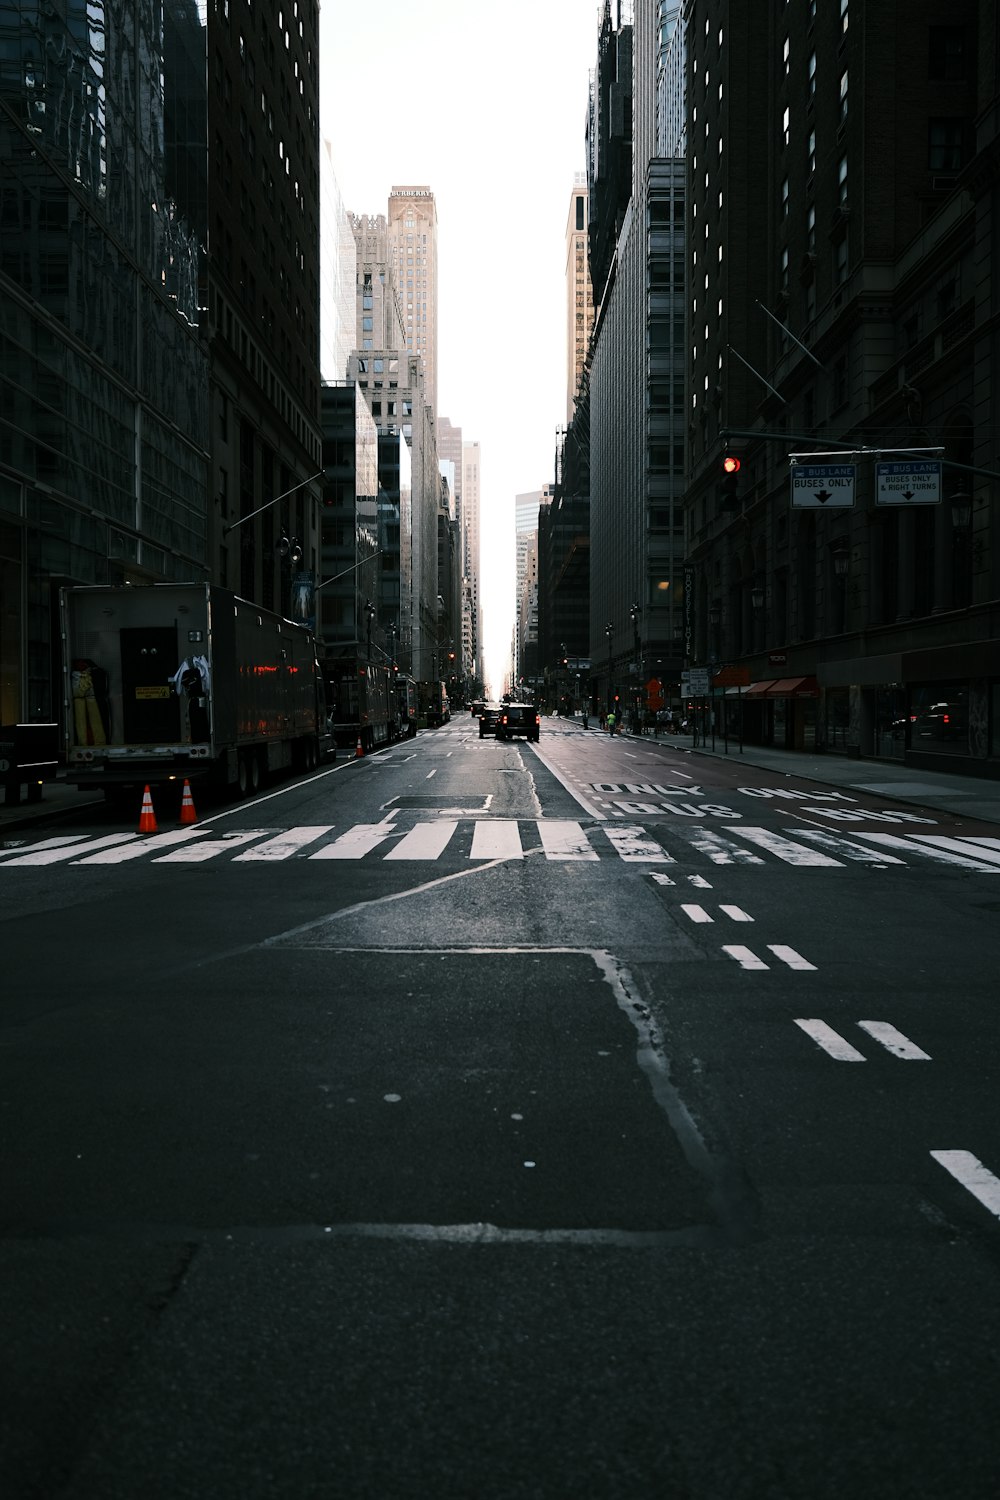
left=565, top=174, right=595, bottom=424
left=387, top=186, right=439, bottom=415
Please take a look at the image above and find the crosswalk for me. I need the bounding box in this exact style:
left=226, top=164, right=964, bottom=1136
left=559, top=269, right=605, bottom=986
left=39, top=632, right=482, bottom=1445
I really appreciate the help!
left=3, top=822, right=1000, bottom=871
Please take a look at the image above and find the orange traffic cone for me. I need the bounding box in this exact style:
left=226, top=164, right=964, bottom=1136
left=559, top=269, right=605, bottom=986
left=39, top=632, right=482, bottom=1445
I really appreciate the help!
left=138, top=784, right=158, bottom=834
left=355, top=736, right=364, bottom=759
left=179, top=778, right=197, bottom=824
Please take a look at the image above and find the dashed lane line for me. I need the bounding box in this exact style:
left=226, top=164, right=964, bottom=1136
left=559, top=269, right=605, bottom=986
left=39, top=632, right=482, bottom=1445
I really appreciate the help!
left=931, top=1151, right=1000, bottom=1220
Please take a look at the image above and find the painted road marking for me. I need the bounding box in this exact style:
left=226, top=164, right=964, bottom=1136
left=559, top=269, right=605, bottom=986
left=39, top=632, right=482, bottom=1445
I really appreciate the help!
left=794, top=829, right=906, bottom=865
left=931, top=1151, right=1000, bottom=1220
left=602, top=825, right=674, bottom=862
left=731, top=827, right=843, bottom=866
left=75, top=829, right=209, bottom=864
left=153, top=830, right=272, bottom=863
left=309, top=823, right=397, bottom=859
left=722, top=946, right=770, bottom=970
left=909, top=835, right=1000, bottom=869
left=686, top=831, right=765, bottom=866
left=856, top=1021, right=932, bottom=1059
left=794, top=1019, right=867, bottom=1061
left=680, top=903, right=713, bottom=924
left=234, top=826, right=336, bottom=861
left=538, top=820, right=599, bottom=861
left=767, top=944, right=817, bottom=971
left=2, top=831, right=139, bottom=865
left=470, top=820, right=523, bottom=860
left=385, top=821, right=458, bottom=860
left=0, top=834, right=90, bottom=858
left=649, top=872, right=676, bottom=886
left=719, top=904, right=753, bottom=922
left=854, top=833, right=1000, bottom=872
left=794, top=1019, right=930, bottom=1061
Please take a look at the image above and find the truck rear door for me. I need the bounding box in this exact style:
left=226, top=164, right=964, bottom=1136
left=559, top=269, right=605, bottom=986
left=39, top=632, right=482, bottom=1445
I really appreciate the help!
left=120, top=626, right=180, bottom=743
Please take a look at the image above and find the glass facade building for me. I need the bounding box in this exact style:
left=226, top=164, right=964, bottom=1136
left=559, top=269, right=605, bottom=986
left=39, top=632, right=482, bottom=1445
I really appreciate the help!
left=0, top=0, right=210, bottom=723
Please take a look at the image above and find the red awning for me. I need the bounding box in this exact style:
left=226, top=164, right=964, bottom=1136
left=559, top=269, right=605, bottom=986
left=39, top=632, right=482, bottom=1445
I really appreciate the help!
left=744, top=680, right=777, bottom=698
left=766, top=676, right=820, bottom=697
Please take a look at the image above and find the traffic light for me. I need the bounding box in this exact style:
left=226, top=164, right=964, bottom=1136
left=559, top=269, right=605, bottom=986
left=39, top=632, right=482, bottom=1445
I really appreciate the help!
left=721, top=454, right=741, bottom=509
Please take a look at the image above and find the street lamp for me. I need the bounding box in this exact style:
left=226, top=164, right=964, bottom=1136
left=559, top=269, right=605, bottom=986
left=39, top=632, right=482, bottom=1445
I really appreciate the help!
left=629, top=603, right=641, bottom=730
left=604, top=621, right=614, bottom=715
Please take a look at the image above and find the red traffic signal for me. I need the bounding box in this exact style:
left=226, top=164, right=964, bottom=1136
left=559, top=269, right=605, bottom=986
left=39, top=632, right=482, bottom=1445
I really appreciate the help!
left=721, top=454, right=741, bottom=508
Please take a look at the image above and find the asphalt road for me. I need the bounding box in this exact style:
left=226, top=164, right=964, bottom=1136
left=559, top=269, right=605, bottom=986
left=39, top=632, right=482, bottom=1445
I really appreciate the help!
left=3, top=716, right=1000, bottom=1498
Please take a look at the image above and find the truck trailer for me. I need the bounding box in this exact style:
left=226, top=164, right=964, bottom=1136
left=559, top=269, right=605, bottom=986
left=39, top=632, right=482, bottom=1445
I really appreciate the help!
left=60, top=583, right=333, bottom=798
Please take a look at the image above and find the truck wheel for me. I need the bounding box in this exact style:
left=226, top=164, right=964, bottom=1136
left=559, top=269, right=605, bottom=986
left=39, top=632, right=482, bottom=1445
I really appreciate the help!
left=247, top=754, right=261, bottom=794
left=237, top=754, right=249, bottom=798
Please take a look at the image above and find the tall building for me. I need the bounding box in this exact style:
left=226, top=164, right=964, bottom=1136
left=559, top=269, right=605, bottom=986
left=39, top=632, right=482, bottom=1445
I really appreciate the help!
left=463, top=441, right=482, bottom=683
left=683, top=0, right=999, bottom=769
left=209, top=3, right=323, bottom=616
left=586, top=0, right=687, bottom=711
left=320, top=143, right=358, bottom=384
left=387, top=186, right=439, bottom=415
left=566, top=175, right=595, bottom=423
left=1, top=0, right=210, bottom=723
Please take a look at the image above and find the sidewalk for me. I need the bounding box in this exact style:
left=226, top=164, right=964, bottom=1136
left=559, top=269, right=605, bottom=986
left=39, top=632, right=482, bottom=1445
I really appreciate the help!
left=621, top=726, right=1000, bottom=827
left=0, top=774, right=108, bottom=837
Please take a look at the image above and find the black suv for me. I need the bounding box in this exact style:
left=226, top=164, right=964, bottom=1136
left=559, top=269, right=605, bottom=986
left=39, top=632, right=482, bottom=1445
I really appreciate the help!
left=496, top=702, right=540, bottom=743
left=478, top=703, right=501, bottom=737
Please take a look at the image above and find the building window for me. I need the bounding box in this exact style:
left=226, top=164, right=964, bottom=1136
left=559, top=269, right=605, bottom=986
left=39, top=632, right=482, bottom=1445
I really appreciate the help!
left=782, top=106, right=790, bottom=147
left=840, top=0, right=848, bottom=33
left=808, top=52, right=816, bottom=95
left=838, top=154, right=848, bottom=204
left=781, top=177, right=789, bottom=216
left=928, top=119, right=966, bottom=172
left=839, top=68, right=848, bottom=124
left=806, top=204, right=816, bottom=252
left=928, top=27, right=966, bottom=81
left=834, top=235, right=848, bottom=285
left=807, top=129, right=816, bottom=176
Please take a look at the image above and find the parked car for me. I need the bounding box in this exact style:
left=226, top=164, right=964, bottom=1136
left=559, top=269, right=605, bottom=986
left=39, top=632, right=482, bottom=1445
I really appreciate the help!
left=495, top=702, right=540, bottom=743
left=478, top=703, right=501, bottom=737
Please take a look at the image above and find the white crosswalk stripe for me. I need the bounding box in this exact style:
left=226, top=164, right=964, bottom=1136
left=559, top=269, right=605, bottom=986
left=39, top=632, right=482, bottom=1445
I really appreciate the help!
left=537, top=820, right=598, bottom=861
left=233, top=826, right=335, bottom=861
left=853, top=832, right=1000, bottom=871
left=470, top=820, right=523, bottom=860
left=602, top=825, right=674, bottom=862
left=729, top=827, right=843, bottom=866
left=4, top=821, right=1000, bottom=871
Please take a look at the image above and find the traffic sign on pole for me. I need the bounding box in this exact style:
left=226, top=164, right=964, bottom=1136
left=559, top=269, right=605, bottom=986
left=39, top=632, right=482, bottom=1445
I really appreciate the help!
left=875, top=460, right=942, bottom=505
left=790, top=463, right=856, bottom=508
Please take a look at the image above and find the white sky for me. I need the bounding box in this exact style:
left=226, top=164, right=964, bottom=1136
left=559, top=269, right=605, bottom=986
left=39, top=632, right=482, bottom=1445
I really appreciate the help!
left=319, top=0, right=600, bottom=695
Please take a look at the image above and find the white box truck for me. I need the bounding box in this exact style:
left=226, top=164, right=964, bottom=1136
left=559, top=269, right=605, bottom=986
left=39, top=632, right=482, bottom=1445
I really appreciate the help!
left=60, top=583, right=333, bottom=799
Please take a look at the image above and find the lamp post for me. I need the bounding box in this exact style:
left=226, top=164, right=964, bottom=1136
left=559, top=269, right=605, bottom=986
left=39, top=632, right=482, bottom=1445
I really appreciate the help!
left=604, top=622, right=614, bottom=718
left=629, top=602, right=641, bottom=731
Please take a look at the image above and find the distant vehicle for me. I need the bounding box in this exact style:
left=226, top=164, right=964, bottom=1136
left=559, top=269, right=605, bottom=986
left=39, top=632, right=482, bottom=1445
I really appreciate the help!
left=323, top=653, right=398, bottom=754
left=422, top=680, right=451, bottom=728
left=394, top=674, right=419, bottom=739
left=471, top=699, right=486, bottom=718
left=495, top=702, right=540, bottom=743
left=478, top=703, right=501, bottom=738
